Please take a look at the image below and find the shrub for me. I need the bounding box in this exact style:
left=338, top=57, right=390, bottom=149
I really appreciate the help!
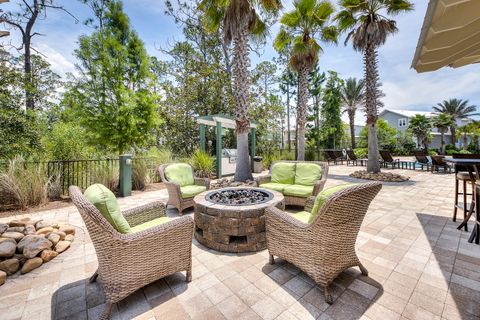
left=42, top=122, right=94, bottom=160
left=428, top=150, right=438, bottom=156
left=189, top=149, right=215, bottom=178
left=0, top=157, right=50, bottom=210
left=91, top=164, right=119, bottom=192
left=354, top=148, right=368, bottom=159
left=132, top=158, right=148, bottom=191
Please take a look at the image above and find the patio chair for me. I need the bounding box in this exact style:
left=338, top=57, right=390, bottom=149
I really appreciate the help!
left=379, top=150, right=400, bottom=169
left=69, top=185, right=193, bottom=319
left=346, top=150, right=366, bottom=166
left=431, top=155, right=451, bottom=173
left=265, top=182, right=382, bottom=304
left=413, top=150, right=431, bottom=171
left=324, top=150, right=343, bottom=165
left=159, top=163, right=210, bottom=214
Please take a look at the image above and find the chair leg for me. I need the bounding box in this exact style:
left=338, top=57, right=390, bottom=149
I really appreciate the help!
left=186, top=269, right=192, bottom=282
left=358, top=262, right=368, bottom=276
left=324, top=285, right=333, bottom=304
left=453, top=179, right=459, bottom=222
left=89, top=271, right=99, bottom=283
left=269, top=254, right=275, bottom=265
left=463, top=180, right=468, bottom=231
left=100, top=303, right=113, bottom=320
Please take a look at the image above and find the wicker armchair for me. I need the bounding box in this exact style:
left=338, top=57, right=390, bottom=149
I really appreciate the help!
left=265, top=182, right=382, bottom=304
left=159, top=163, right=211, bottom=215
left=69, top=186, right=194, bottom=320
left=256, top=161, right=328, bottom=207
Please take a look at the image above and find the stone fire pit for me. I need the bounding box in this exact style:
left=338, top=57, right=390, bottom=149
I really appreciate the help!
left=193, top=187, right=284, bottom=253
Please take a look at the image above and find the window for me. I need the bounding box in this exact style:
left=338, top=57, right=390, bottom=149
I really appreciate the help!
left=398, top=118, right=407, bottom=128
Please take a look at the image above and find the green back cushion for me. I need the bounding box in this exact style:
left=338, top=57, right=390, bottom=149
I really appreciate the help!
left=84, top=184, right=132, bottom=234
left=309, top=183, right=356, bottom=224
left=295, top=163, right=322, bottom=186
left=165, top=163, right=194, bottom=187
left=271, top=162, right=296, bottom=184
left=292, top=211, right=311, bottom=224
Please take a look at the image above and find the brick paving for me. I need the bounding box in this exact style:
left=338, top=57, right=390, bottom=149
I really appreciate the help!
left=1, top=165, right=479, bottom=320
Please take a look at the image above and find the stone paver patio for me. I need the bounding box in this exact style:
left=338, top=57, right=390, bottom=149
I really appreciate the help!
left=1, top=165, right=480, bottom=320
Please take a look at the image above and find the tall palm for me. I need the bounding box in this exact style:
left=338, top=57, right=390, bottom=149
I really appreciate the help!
left=432, top=98, right=479, bottom=146
left=336, top=0, right=413, bottom=173
left=409, top=114, right=432, bottom=152
left=274, top=0, right=338, bottom=160
left=199, top=0, right=282, bottom=181
left=432, top=113, right=454, bottom=154
left=340, top=77, right=364, bottom=149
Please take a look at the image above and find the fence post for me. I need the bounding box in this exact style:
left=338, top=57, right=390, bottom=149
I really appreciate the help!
left=119, top=154, right=132, bottom=197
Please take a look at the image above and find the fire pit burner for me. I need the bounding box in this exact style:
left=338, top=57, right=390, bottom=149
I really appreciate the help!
left=205, top=188, right=273, bottom=206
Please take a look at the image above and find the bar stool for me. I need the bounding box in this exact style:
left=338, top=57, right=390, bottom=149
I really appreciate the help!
left=454, top=171, right=473, bottom=231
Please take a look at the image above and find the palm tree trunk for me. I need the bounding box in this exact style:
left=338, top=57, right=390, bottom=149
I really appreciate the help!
left=440, top=131, right=445, bottom=154
left=296, top=66, right=309, bottom=161
left=450, top=125, right=456, bottom=146
left=364, top=43, right=380, bottom=173
left=463, top=133, right=468, bottom=150
left=348, top=110, right=356, bottom=149
left=286, top=86, right=291, bottom=152
left=232, top=24, right=252, bottom=182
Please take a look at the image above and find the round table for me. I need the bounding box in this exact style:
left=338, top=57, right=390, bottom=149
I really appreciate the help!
left=193, top=187, right=284, bottom=253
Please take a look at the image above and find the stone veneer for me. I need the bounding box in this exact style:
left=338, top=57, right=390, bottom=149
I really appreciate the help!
left=193, top=187, right=284, bottom=253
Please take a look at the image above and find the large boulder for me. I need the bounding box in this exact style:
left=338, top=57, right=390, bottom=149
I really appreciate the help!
left=40, top=249, right=58, bottom=263
left=0, top=223, right=8, bottom=234
left=22, top=237, right=53, bottom=259
left=55, top=241, right=71, bottom=253
left=0, top=271, right=6, bottom=286
left=1, top=232, right=24, bottom=242
left=0, top=258, right=20, bottom=275
left=21, top=258, right=43, bottom=274
left=0, top=238, right=16, bottom=258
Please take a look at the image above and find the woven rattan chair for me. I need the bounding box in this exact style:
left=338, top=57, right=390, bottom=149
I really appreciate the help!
left=69, top=186, right=194, bottom=319
left=159, top=163, right=210, bottom=215
left=265, top=182, right=382, bottom=304
left=256, top=161, right=328, bottom=207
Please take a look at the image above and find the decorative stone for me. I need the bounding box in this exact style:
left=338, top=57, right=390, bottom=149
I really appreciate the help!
left=6, top=227, right=25, bottom=233
left=21, top=258, right=43, bottom=274
left=0, top=271, right=6, bottom=286
left=40, top=249, right=58, bottom=263
left=8, top=220, right=26, bottom=228
left=24, top=225, right=36, bottom=235
left=1, top=232, right=24, bottom=242
left=53, top=231, right=66, bottom=240
left=14, top=254, right=26, bottom=266
left=350, top=170, right=409, bottom=182
left=0, top=223, right=9, bottom=234
left=35, top=221, right=53, bottom=230
left=59, top=225, right=75, bottom=235
left=47, top=233, right=60, bottom=246
left=36, top=227, right=54, bottom=235
left=17, top=235, right=41, bottom=252
left=0, top=239, right=16, bottom=257
left=0, top=258, right=20, bottom=275
left=65, top=234, right=74, bottom=242
left=55, top=241, right=70, bottom=253
left=22, top=237, right=53, bottom=259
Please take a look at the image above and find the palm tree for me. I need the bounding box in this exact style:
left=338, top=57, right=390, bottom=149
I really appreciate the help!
left=336, top=0, right=413, bottom=173
left=432, top=98, right=479, bottom=146
left=340, top=77, right=364, bottom=149
left=409, top=115, right=432, bottom=152
left=199, top=0, right=282, bottom=181
left=274, top=0, right=338, bottom=160
left=432, top=113, right=454, bottom=154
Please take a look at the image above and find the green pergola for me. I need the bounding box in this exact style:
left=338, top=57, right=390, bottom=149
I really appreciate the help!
left=197, top=114, right=258, bottom=178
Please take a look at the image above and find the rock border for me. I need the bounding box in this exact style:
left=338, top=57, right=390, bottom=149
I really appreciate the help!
left=350, top=170, right=410, bottom=182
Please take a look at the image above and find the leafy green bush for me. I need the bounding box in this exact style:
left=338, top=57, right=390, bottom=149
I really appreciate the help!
left=394, top=131, right=416, bottom=156
left=132, top=158, right=148, bottom=191
left=145, top=147, right=174, bottom=164
left=42, top=122, right=94, bottom=160
left=358, top=119, right=397, bottom=151
left=455, top=149, right=471, bottom=155
left=189, top=149, right=215, bottom=178
left=428, top=150, right=438, bottom=156
left=0, top=157, right=50, bottom=210
left=354, top=148, right=368, bottom=158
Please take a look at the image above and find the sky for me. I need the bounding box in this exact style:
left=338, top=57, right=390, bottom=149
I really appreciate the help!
left=1, top=0, right=480, bottom=126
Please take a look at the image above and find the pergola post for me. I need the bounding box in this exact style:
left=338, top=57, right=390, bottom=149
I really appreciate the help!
left=216, top=121, right=222, bottom=178
left=250, top=128, right=256, bottom=171
left=199, top=124, right=206, bottom=152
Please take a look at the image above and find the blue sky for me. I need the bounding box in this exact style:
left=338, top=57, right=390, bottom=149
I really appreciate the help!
left=2, top=0, right=480, bottom=125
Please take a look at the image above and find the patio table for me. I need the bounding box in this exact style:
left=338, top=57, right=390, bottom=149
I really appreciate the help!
left=444, top=157, right=480, bottom=244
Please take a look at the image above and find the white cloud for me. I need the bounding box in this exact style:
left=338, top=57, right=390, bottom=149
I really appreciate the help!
left=36, top=43, right=77, bottom=76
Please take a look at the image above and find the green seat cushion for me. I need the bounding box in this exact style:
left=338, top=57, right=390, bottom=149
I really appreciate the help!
left=271, top=162, right=296, bottom=184
left=292, top=211, right=311, bottom=224
left=165, top=163, right=194, bottom=187
left=259, top=183, right=290, bottom=193
left=310, top=183, right=356, bottom=223
left=180, top=185, right=206, bottom=198
left=130, top=217, right=170, bottom=233
left=295, top=163, right=322, bottom=186
left=283, top=185, right=314, bottom=198
left=84, top=184, right=132, bottom=234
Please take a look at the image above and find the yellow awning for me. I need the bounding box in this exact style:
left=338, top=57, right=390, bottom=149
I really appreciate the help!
left=412, top=0, right=480, bottom=73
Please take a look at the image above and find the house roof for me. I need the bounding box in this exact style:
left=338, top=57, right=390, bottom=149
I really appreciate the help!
left=412, top=0, right=480, bottom=72
left=379, top=109, right=435, bottom=119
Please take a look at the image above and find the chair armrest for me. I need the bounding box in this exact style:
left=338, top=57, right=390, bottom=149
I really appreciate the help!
left=123, top=201, right=167, bottom=227
left=164, top=181, right=182, bottom=197
left=195, top=178, right=211, bottom=190
left=265, top=206, right=310, bottom=230
left=312, top=178, right=327, bottom=196
left=305, top=196, right=316, bottom=212
left=121, top=216, right=194, bottom=242
left=256, top=175, right=271, bottom=186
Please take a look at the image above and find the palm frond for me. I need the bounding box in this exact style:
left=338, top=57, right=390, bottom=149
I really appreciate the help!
left=280, top=10, right=301, bottom=28
left=386, top=0, right=414, bottom=15
left=274, top=28, right=293, bottom=52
